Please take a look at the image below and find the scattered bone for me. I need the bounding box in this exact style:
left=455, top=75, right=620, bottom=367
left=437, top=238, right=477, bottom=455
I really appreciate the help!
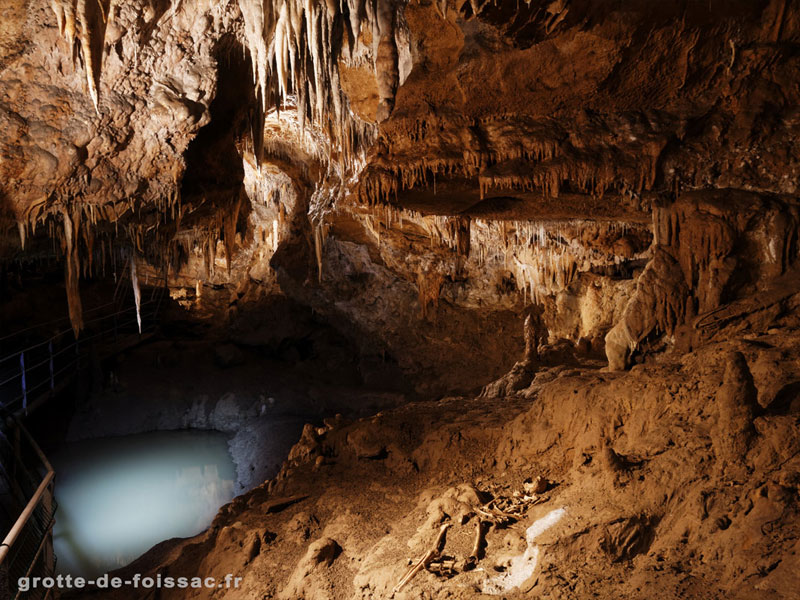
left=475, top=492, right=547, bottom=527
left=464, top=519, right=487, bottom=571
left=397, top=483, right=552, bottom=588
left=524, top=475, right=549, bottom=495
left=426, top=557, right=456, bottom=578
left=392, top=522, right=450, bottom=595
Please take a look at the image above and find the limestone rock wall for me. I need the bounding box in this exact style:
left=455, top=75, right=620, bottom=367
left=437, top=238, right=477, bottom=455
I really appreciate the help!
left=1, top=0, right=799, bottom=383
left=606, top=190, right=800, bottom=370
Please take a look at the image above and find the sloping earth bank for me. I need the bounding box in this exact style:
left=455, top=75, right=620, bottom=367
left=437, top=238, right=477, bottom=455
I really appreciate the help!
left=70, top=323, right=800, bottom=600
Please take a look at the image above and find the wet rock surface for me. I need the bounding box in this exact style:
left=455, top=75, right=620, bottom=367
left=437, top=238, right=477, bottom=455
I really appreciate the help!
left=1, top=1, right=799, bottom=599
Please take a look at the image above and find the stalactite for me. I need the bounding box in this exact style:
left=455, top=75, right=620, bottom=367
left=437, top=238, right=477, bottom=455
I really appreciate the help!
left=356, top=201, right=651, bottom=305
left=237, top=0, right=382, bottom=169
left=17, top=222, right=26, bottom=250
left=357, top=128, right=667, bottom=206
left=77, top=0, right=98, bottom=111
left=417, top=268, right=444, bottom=319
left=375, top=0, right=399, bottom=121
left=446, top=216, right=471, bottom=257
left=81, top=219, right=95, bottom=276
left=61, top=206, right=84, bottom=336
left=131, top=255, right=142, bottom=334
left=223, top=194, right=243, bottom=275
left=51, top=0, right=110, bottom=112
left=313, top=220, right=329, bottom=282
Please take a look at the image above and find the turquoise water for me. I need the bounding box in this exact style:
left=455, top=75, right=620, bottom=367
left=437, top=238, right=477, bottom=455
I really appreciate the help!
left=51, top=430, right=236, bottom=578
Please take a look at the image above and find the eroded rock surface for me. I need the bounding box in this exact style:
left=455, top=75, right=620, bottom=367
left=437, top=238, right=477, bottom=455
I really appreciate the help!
left=2, top=1, right=800, bottom=598
left=67, top=326, right=800, bottom=600
left=3, top=0, right=799, bottom=390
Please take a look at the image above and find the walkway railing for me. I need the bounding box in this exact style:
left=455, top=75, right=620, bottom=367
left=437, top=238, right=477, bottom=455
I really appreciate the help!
left=0, top=416, right=56, bottom=600
left=0, top=273, right=167, bottom=598
left=0, top=284, right=165, bottom=416
left=0, top=263, right=166, bottom=600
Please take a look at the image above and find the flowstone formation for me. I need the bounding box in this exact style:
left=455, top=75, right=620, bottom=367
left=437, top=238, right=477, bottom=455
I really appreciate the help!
left=2, top=1, right=800, bottom=599
left=2, top=0, right=799, bottom=382
left=2, top=0, right=798, bottom=383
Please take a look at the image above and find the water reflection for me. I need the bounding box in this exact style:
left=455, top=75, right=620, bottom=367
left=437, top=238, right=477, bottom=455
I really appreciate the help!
left=51, top=430, right=236, bottom=577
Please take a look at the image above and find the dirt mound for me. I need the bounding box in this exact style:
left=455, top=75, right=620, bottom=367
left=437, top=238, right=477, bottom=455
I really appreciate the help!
left=68, top=324, right=800, bottom=600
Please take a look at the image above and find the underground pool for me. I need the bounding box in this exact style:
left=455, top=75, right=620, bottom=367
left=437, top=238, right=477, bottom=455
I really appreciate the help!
left=51, top=430, right=236, bottom=578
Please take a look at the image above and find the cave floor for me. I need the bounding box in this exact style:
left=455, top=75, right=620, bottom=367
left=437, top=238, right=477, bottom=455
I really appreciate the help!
left=65, top=326, right=800, bottom=600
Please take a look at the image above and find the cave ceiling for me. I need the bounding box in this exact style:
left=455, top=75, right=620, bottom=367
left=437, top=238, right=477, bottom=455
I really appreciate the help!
left=0, top=0, right=798, bottom=346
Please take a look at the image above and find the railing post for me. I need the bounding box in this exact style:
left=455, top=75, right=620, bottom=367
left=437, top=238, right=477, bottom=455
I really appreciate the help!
left=42, top=478, right=55, bottom=578
left=19, top=352, right=27, bottom=415
left=0, top=417, right=56, bottom=599
left=48, top=341, right=55, bottom=394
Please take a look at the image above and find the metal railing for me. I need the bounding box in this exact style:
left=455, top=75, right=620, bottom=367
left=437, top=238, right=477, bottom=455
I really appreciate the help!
left=0, top=269, right=167, bottom=599
left=0, top=284, right=166, bottom=417
left=0, top=416, right=56, bottom=600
